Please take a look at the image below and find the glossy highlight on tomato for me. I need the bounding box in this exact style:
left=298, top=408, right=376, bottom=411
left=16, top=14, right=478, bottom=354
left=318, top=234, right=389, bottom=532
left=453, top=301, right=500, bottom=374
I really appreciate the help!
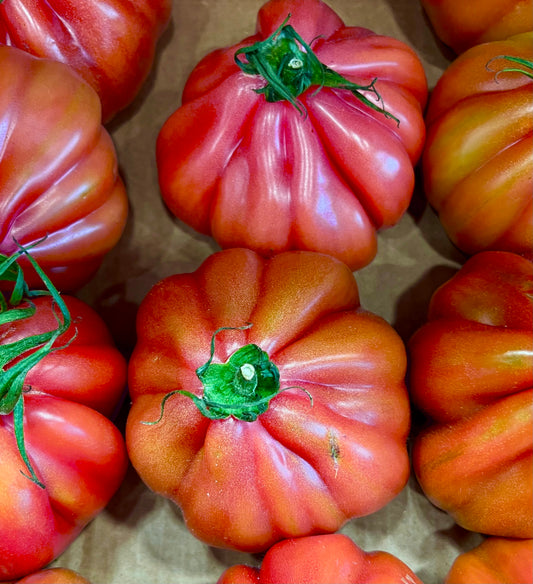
left=156, top=0, right=427, bottom=271
left=126, top=248, right=411, bottom=552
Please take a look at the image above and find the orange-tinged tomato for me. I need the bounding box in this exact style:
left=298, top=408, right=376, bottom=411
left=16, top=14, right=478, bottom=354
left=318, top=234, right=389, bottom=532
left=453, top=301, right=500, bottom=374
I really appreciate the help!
left=420, top=0, right=532, bottom=54
left=14, top=568, right=91, bottom=584
left=410, top=251, right=533, bottom=538
left=444, top=537, right=533, bottom=584
left=422, top=33, right=532, bottom=259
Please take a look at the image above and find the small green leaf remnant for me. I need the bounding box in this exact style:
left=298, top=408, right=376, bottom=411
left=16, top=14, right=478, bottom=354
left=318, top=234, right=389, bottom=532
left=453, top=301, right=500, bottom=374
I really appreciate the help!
left=0, top=241, right=72, bottom=488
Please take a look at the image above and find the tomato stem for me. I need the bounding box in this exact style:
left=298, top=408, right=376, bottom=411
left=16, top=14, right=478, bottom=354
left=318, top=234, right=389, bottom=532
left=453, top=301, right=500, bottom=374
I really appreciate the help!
left=486, top=55, right=533, bottom=80
left=0, top=241, right=72, bottom=489
left=234, top=14, right=400, bottom=125
left=143, top=323, right=312, bottom=425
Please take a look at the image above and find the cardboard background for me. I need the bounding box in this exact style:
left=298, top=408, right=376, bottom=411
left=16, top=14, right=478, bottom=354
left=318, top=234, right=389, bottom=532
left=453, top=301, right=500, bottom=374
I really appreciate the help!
left=50, top=0, right=485, bottom=581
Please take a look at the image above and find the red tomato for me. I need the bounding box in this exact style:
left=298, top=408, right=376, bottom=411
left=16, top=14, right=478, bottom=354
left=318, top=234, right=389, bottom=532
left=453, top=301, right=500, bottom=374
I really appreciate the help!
left=15, top=568, right=91, bottom=584
left=0, top=46, right=129, bottom=292
left=0, top=257, right=128, bottom=581
left=126, top=248, right=411, bottom=552
left=420, top=0, right=532, bottom=54
left=156, top=0, right=427, bottom=271
left=444, top=537, right=533, bottom=584
left=0, top=1, right=172, bottom=123
left=409, top=251, right=533, bottom=538
left=422, top=33, right=533, bottom=258
left=217, top=533, right=422, bottom=584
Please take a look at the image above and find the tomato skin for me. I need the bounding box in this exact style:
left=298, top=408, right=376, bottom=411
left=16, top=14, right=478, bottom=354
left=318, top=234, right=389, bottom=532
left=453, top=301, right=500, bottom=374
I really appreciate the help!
left=422, top=33, right=533, bottom=259
left=410, top=251, right=533, bottom=538
left=444, top=537, right=533, bottom=584
left=420, top=0, right=532, bottom=54
left=0, top=46, right=129, bottom=292
left=0, top=1, right=172, bottom=122
left=0, top=295, right=128, bottom=581
left=126, top=249, right=411, bottom=552
left=217, top=534, right=422, bottom=584
left=156, top=0, right=427, bottom=271
left=14, top=568, right=91, bottom=584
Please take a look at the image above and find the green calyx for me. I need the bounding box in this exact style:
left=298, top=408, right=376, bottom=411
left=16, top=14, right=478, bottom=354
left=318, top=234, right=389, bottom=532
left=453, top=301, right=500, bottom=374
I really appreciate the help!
left=0, top=241, right=72, bottom=489
left=234, top=14, right=399, bottom=125
left=144, top=324, right=312, bottom=425
left=486, top=55, right=533, bottom=80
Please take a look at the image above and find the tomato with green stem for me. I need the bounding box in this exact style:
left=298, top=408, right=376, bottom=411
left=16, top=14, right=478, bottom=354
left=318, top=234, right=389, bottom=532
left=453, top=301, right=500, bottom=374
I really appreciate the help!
left=422, top=33, right=532, bottom=258
left=126, top=248, right=411, bottom=552
left=0, top=246, right=128, bottom=581
left=156, top=0, right=427, bottom=271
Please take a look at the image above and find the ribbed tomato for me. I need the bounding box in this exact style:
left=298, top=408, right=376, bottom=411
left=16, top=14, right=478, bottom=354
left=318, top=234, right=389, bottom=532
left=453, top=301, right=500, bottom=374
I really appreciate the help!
left=156, top=0, right=427, bottom=271
left=126, top=249, right=411, bottom=552
left=0, top=46, right=128, bottom=291
left=410, top=251, right=533, bottom=538
left=422, top=33, right=532, bottom=258
left=217, top=534, right=422, bottom=584
left=0, top=0, right=172, bottom=122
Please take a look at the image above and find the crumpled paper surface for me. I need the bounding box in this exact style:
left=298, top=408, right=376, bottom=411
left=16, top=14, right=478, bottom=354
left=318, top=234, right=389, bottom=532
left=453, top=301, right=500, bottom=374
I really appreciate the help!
left=51, top=1, right=486, bottom=582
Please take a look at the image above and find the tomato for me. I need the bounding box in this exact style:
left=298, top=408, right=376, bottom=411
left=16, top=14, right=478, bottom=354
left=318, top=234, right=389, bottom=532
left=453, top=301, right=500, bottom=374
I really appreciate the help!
left=0, top=45, right=129, bottom=292
left=420, top=0, right=533, bottom=54
left=444, top=537, right=533, bottom=584
left=156, top=0, right=427, bottom=271
left=422, top=33, right=533, bottom=258
left=14, top=568, right=91, bottom=584
left=0, top=251, right=128, bottom=581
left=217, top=533, right=423, bottom=584
left=0, top=0, right=172, bottom=123
left=409, top=251, right=533, bottom=538
left=126, top=248, right=411, bottom=552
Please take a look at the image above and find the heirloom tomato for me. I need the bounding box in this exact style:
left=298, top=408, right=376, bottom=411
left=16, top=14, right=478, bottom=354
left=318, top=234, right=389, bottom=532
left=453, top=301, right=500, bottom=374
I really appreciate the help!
left=15, top=568, right=91, bottom=584
left=0, top=249, right=128, bottom=581
left=0, top=46, right=128, bottom=292
left=0, top=0, right=172, bottom=122
left=444, top=537, right=533, bottom=584
left=156, top=0, right=427, bottom=271
left=420, top=0, right=532, bottom=54
left=410, top=251, right=533, bottom=538
left=217, top=533, right=422, bottom=584
left=126, top=249, right=411, bottom=552
left=422, top=33, right=533, bottom=259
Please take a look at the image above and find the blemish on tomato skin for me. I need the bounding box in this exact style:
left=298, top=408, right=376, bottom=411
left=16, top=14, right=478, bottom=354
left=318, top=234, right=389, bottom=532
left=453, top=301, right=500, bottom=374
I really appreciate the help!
left=328, top=430, right=341, bottom=478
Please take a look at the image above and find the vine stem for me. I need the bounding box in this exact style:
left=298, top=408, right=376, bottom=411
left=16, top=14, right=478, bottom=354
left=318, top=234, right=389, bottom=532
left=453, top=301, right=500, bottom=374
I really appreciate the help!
left=0, top=241, right=73, bottom=488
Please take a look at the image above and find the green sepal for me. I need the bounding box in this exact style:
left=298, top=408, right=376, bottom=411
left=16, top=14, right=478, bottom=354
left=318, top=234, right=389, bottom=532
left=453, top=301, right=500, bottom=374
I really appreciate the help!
left=0, top=241, right=73, bottom=489
left=234, top=14, right=400, bottom=125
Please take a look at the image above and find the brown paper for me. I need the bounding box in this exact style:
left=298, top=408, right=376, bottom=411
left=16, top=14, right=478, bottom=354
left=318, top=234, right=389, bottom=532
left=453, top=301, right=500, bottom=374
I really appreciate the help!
left=51, top=1, right=486, bottom=582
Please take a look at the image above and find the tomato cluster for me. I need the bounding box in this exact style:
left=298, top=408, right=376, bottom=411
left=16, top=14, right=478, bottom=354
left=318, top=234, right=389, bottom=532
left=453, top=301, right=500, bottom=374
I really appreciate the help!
left=1, top=0, right=531, bottom=583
